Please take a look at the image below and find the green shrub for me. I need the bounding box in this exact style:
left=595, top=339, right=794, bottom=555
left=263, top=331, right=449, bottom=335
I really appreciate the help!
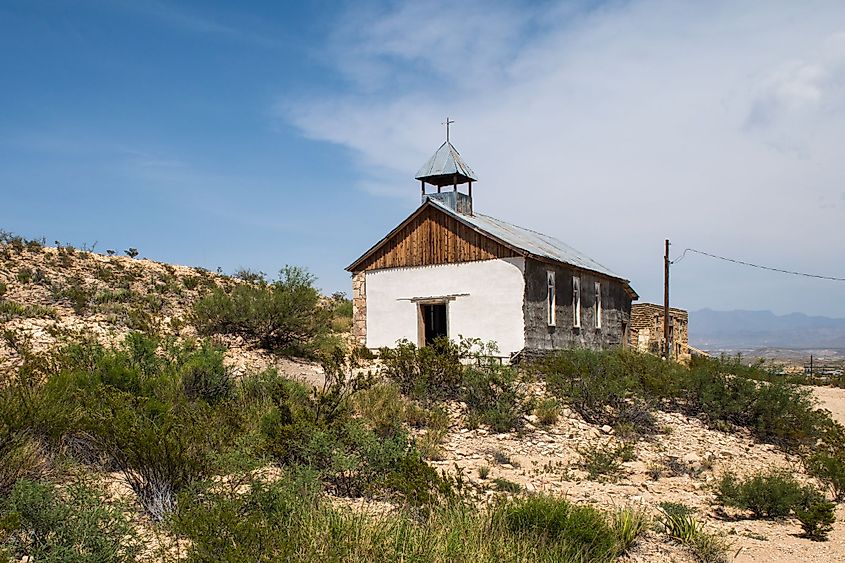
left=501, top=495, right=617, bottom=561
left=538, top=349, right=833, bottom=450
left=579, top=442, right=630, bottom=481
left=180, top=342, right=232, bottom=405
left=51, top=276, right=92, bottom=313
left=0, top=479, right=141, bottom=562
left=16, top=267, right=33, bottom=284
left=333, top=298, right=353, bottom=318
left=182, top=275, right=200, bottom=290
left=258, top=350, right=448, bottom=504
left=173, top=472, right=320, bottom=562
left=689, top=531, right=731, bottom=563
left=686, top=360, right=823, bottom=449
left=87, top=389, right=214, bottom=520
left=539, top=348, right=665, bottom=432
left=353, top=383, right=407, bottom=438
left=715, top=471, right=805, bottom=519
left=806, top=451, right=845, bottom=501
left=233, top=268, right=266, bottom=283
left=13, top=334, right=241, bottom=520
left=409, top=404, right=450, bottom=460
left=0, top=435, right=47, bottom=495
left=795, top=490, right=836, bottom=541
left=534, top=397, right=560, bottom=426
left=330, top=294, right=353, bottom=333
left=463, top=358, right=530, bottom=432
left=380, top=338, right=529, bottom=432
left=494, top=477, right=521, bottom=493
left=193, top=266, right=328, bottom=355
left=92, top=288, right=135, bottom=305
left=0, top=301, right=58, bottom=320
left=379, top=338, right=464, bottom=401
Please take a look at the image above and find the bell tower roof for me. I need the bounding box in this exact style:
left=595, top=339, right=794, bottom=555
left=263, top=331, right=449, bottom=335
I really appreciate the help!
left=415, top=140, right=478, bottom=187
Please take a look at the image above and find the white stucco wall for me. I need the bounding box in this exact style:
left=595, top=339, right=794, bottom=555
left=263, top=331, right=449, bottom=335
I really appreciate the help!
left=365, top=257, right=526, bottom=355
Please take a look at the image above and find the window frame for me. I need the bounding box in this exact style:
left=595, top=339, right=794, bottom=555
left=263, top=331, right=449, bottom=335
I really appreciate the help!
left=594, top=281, right=602, bottom=330
left=572, top=276, right=581, bottom=328
left=546, top=270, right=556, bottom=326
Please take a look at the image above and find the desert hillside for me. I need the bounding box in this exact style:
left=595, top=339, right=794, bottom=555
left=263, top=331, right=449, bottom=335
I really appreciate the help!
left=0, top=239, right=325, bottom=384
left=3, top=237, right=845, bottom=562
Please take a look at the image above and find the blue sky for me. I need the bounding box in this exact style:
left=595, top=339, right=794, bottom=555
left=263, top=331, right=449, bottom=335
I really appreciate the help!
left=2, top=1, right=845, bottom=316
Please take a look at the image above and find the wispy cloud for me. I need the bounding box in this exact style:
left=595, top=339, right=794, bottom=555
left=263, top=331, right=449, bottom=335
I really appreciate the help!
left=278, top=0, right=845, bottom=314
left=105, top=0, right=284, bottom=47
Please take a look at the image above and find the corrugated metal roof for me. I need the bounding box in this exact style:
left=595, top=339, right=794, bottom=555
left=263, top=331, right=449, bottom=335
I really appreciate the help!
left=415, top=141, right=478, bottom=184
left=427, top=198, right=625, bottom=281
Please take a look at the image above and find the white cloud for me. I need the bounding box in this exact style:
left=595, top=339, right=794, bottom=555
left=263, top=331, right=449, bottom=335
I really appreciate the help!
left=280, top=0, right=845, bottom=316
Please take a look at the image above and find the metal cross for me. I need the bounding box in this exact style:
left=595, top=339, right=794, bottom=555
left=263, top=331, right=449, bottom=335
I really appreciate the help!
left=442, top=117, right=455, bottom=142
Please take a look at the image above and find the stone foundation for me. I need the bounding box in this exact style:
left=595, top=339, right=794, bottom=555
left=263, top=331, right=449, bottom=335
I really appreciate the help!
left=351, top=271, right=366, bottom=346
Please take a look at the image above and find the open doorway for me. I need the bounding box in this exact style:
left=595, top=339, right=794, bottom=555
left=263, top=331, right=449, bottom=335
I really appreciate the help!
left=420, top=303, right=448, bottom=345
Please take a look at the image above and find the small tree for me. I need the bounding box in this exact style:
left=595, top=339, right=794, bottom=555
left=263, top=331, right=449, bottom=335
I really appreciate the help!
left=193, top=266, right=327, bottom=354
left=124, top=248, right=139, bottom=259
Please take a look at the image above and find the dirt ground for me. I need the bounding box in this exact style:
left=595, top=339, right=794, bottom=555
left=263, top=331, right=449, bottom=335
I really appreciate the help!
left=809, top=385, right=845, bottom=426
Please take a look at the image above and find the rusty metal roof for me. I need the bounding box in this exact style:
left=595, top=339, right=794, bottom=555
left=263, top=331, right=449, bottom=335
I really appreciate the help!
left=415, top=141, right=478, bottom=186
left=426, top=198, right=627, bottom=282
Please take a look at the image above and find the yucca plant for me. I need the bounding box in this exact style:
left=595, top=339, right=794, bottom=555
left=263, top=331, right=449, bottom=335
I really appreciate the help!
left=613, top=506, right=650, bottom=554
left=659, top=508, right=701, bottom=543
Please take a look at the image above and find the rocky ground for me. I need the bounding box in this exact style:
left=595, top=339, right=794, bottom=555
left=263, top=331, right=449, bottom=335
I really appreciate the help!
left=426, top=397, right=845, bottom=562
left=4, top=243, right=845, bottom=561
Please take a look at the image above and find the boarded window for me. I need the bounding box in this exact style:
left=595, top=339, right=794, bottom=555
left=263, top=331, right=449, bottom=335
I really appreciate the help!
left=547, top=271, right=556, bottom=326
left=595, top=281, right=602, bottom=329
left=572, top=276, right=581, bottom=328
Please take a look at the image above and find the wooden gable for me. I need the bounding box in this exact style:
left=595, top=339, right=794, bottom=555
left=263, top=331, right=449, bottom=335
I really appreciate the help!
left=349, top=203, right=519, bottom=272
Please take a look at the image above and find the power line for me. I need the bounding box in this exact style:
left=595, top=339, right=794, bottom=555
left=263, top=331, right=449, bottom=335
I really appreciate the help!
left=671, top=248, right=845, bottom=282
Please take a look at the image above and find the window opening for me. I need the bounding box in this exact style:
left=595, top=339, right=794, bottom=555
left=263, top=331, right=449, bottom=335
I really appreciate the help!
left=595, top=281, right=602, bottom=329
left=420, top=303, right=448, bottom=345
left=572, top=276, right=581, bottom=328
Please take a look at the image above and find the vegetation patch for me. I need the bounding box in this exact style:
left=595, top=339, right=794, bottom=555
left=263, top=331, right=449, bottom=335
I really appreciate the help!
left=715, top=471, right=808, bottom=519
left=0, top=479, right=141, bottom=562
left=658, top=503, right=730, bottom=563
left=0, top=300, right=58, bottom=321
left=578, top=442, right=633, bottom=481
left=193, top=266, right=328, bottom=356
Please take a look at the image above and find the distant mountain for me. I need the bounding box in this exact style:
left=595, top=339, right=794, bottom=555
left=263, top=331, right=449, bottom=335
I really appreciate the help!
left=689, top=309, right=845, bottom=349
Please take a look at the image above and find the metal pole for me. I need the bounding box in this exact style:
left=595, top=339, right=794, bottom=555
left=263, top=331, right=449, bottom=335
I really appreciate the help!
left=664, top=239, right=670, bottom=359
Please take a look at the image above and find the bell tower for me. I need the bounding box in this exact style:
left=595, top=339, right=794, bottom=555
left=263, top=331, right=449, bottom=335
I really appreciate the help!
left=415, top=118, right=477, bottom=215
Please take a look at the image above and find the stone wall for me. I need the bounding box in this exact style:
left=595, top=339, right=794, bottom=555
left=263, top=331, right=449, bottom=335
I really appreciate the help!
left=630, top=303, right=689, bottom=361
left=351, top=271, right=366, bottom=346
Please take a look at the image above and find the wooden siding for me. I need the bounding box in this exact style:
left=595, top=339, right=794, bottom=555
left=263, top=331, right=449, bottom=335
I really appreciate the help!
left=354, top=206, right=519, bottom=272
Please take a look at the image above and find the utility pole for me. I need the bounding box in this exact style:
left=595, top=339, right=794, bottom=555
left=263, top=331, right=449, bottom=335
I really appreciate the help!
left=664, top=239, right=670, bottom=359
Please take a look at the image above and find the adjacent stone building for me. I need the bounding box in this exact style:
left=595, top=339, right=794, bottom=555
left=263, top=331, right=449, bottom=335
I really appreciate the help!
left=629, top=303, right=690, bottom=361
left=347, top=137, right=638, bottom=360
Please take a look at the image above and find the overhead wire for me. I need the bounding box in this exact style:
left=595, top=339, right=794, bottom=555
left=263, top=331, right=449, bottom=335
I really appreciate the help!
left=670, top=248, right=845, bottom=282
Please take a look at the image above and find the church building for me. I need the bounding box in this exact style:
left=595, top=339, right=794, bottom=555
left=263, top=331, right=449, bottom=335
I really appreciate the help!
left=347, top=133, right=638, bottom=360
